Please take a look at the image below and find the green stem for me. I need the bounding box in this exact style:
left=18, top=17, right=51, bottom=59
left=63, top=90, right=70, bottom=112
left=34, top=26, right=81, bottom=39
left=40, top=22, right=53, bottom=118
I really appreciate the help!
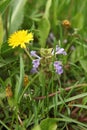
left=24, top=48, right=33, bottom=60
left=0, top=120, right=11, bottom=130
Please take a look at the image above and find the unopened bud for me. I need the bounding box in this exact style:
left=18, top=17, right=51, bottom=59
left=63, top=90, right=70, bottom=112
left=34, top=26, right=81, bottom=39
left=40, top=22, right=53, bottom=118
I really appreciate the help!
left=62, top=20, right=71, bottom=28
left=24, top=75, right=29, bottom=87
left=6, top=84, right=13, bottom=97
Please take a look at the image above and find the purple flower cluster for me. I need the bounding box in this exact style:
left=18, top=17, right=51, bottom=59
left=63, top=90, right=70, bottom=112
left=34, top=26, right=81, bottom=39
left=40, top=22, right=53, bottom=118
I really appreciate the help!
left=30, top=45, right=66, bottom=75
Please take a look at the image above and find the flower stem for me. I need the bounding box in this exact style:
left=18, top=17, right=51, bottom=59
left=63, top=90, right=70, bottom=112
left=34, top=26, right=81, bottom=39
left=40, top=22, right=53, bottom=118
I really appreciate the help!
left=24, top=48, right=33, bottom=60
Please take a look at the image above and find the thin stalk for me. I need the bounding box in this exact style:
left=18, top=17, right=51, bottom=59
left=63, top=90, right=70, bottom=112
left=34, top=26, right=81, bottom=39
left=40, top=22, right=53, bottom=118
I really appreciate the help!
left=24, top=48, right=33, bottom=60
left=0, top=120, right=11, bottom=130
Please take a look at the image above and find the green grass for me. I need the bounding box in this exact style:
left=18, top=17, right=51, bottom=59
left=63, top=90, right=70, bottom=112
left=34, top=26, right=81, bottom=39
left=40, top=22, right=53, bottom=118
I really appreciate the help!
left=0, top=0, right=87, bottom=130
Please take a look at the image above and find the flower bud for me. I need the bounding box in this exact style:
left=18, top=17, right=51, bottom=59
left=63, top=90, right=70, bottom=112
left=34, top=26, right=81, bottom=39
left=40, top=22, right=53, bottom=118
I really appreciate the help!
left=6, top=84, right=13, bottom=97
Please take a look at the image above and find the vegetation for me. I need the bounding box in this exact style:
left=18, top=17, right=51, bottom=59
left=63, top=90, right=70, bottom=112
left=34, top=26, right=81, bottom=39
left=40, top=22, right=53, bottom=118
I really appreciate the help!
left=0, top=0, right=87, bottom=130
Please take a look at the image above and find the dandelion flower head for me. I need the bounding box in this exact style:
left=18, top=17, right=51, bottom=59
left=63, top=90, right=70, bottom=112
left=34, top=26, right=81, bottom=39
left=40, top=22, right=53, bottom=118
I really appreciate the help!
left=8, top=30, right=33, bottom=48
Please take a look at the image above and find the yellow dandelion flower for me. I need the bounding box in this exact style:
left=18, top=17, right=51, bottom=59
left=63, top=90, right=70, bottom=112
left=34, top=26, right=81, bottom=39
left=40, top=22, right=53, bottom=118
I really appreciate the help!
left=8, top=30, right=33, bottom=48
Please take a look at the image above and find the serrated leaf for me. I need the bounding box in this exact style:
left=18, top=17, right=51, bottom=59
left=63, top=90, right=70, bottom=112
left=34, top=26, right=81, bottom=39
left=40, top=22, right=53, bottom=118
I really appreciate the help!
left=40, top=118, right=57, bottom=130
left=8, top=0, right=27, bottom=33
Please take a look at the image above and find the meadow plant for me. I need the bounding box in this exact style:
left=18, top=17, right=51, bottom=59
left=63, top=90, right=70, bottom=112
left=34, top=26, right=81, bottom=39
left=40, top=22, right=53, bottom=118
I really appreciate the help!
left=30, top=45, right=66, bottom=75
left=0, top=0, right=87, bottom=130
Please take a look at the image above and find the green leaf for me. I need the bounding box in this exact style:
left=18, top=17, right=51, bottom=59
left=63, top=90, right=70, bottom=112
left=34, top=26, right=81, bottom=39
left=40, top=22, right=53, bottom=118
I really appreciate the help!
left=15, top=54, right=24, bottom=104
left=70, top=45, right=85, bottom=63
left=0, top=14, right=4, bottom=49
left=0, top=62, right=5, bottom=68
left=7, top=97, right=15, bottom=108
left=14, top=125, right=26, bottom=130
left=8, top=0, right=27, bottom=33
left=0, top=56, right=18, bottom=68
left=38, top=0, right=52, bottom=47
left=44, top=0, right=52, bottom=18
left=72, top=13, right=84, bottom=29
left=0, top=120, right=11, bottom=130
left=0, top=58, right=17, bottom=68
left=0, top=87, right=6, bottom=99
left=32, top=125, right=41, bottom=130
left=40, top=118, right=57, bottom=130
left=1, top=41, right=17, bottom=57
left=38, top=17, right=50, bottom=47
left=0, top=0, right=11, bottom=14
left=80, top=56, right=87, bottom=72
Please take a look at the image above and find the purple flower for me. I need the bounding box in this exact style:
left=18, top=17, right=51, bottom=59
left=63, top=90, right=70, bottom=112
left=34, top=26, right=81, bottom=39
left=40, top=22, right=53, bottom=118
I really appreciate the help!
left=30, top=51, right=41, bottom=59
left=31, top=59, right=40, bottom=74
left=54, top=61, right=63, bottom=75
left=30, top=67, right=38, bottom=74
left=32, top=59, right=40, bottom=68
left=30, top=51, right=36, bottom=56
left=30, top=50, right=41, bottom=74
left=52, top=45, right=67, bottom=55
